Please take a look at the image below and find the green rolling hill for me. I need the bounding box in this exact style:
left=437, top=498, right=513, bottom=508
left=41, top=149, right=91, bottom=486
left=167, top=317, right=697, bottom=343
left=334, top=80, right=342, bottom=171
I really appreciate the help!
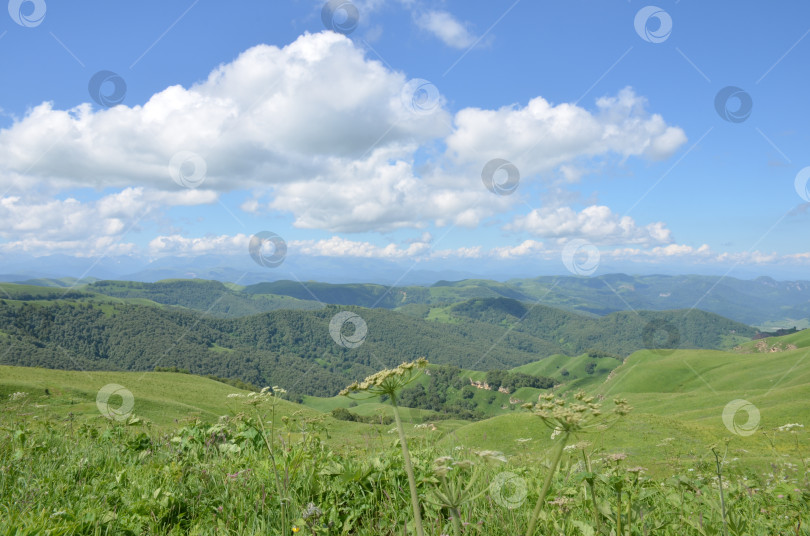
left=0, top=365, right=376, bottom=450
left=2, top=329, right=808, bottom=471
left=86, top=279, right=324, bottom=316
left=443, top=333, right=810, bottom=472
left=0, top=288, right=754, bottom=399
left=512, top=352, right=623, bottom=392
left=10, top=273, right=810, bottom=327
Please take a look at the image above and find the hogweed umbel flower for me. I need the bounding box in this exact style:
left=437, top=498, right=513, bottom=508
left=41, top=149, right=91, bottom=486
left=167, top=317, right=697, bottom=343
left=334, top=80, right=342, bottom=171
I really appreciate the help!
left=340, top=358, right=429, bottom=536
left=523, top=391, right=632, bottom=536
left=523, top=391, right=632, bottom=436
left=339, top=357, right=428, bottom=401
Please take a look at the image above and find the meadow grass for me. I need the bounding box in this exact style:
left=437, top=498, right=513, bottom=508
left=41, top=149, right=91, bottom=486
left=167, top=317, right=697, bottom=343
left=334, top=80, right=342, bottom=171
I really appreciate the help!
left=2, top=386, right=807, bottom=535
left=2, top=347, right=810, bottom=535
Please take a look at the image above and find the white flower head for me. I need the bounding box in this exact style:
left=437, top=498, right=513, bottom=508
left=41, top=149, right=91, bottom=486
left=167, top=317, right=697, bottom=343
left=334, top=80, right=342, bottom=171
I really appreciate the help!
left=776, top=423, right=804, bottom=433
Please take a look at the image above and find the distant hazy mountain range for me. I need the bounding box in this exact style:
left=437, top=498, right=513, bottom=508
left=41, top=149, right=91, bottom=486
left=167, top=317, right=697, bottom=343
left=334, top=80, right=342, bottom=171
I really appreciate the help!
left=0, top=253, right=483, bottom=286
left=1, top=250, right=804, bottom=287
left=3, top=272, right=809, bottom=327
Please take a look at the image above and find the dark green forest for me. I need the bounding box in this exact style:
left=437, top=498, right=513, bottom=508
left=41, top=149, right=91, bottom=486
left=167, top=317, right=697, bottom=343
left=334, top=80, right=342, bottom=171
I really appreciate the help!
left=0, top=292, right=754, bottom=398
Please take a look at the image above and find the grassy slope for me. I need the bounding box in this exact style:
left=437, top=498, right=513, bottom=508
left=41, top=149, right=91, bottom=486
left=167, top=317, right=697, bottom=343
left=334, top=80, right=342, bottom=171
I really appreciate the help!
left=0, top=366, right=375, bottom=444
left=445, top=341, right=810, bottom=471
left=4, top=330, right=808, bottom=471
left=512, top=353, right=622, bottom=392
left=0, top=366, right=267, bottom=425
left=733, top=328, right=810, bottom=353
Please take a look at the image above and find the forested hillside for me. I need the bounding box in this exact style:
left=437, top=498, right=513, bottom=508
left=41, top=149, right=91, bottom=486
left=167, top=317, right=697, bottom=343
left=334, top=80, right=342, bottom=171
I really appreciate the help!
left=87, top=279, right=323, bottom=316
left=20, top=274, right=805, bottom=326
left=0, top=300, right=558, bottom=396
left=447, top=297, right=755, bottom=356
left=0, top=294, right=754, bottom=398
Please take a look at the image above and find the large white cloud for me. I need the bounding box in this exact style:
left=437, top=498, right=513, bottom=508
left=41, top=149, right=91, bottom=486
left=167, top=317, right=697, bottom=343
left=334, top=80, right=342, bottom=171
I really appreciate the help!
left=266, top=146, right=507, bottom=232
left=0, top=31, right=450, bottom=194
left=446, top=87, right=687, bottom=175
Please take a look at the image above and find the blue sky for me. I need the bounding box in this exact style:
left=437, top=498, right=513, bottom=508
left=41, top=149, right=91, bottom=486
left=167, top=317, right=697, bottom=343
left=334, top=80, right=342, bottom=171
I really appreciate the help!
left=1, top=0, right=809, bottom=281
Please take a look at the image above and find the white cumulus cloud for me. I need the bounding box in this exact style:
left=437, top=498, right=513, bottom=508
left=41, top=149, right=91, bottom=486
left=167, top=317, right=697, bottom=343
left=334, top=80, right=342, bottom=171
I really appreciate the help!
left=0, top=188, right=217, bottom=251
left=0, top=31, right=450, bottom=195
left=446, top=87, right=687, bottom=176
left=508, top=205, right=673, bottom=246
left=0, top=32, right=690, bottom=256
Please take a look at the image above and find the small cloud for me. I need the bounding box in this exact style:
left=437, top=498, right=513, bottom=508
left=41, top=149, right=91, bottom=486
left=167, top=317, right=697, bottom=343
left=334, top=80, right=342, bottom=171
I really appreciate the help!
left=148, top=234, right=249, bottom=257
left=507, top=205, right=673, bottom=247
left=492, top=240, right=544, bottom=259
left=414, top=10, right=482, bottom=49
left=240, top=198, right=260, bottom=213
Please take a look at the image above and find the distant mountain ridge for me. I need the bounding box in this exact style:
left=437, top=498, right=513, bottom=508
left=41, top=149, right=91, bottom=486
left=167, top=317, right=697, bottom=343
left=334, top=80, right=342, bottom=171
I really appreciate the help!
left=10, top=273, right=804, bottom=326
